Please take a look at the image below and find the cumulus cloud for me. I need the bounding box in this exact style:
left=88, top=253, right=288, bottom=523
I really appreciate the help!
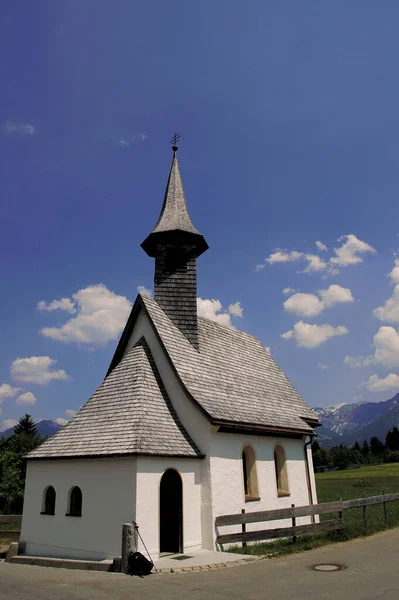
left=344, top=355, right=375, bottom=368
left=1, top=419, right=18, bottom=432
left=373, top=285, right=399, bottom=323
left=365, top=373, right=399, bottom=392
left=65, top=409, right=77, bottom=417
left=283, top=287, right=297, bottom=295
left=315, top=241, right=328, bottom=252
left=228, top=302, right=243, bottom=318
left=197, top=298, right=243, bottom=327
left=40, top=284, right=132, bottom=345
left=16, top=391, right=37, bottom=406
left=330, top=234, right=375, bottom=268
left=318, top=362, right=334, bottom=370
left=37, top=297, right=76, bottom=314
left=284, top=285, right=354, bottom=317
left=11, top=356, right=69, bottom=385
left=302, top=254, right=327, bottom=274
left=3, top=121, right=37, bottom=135
left=55, top=418, right=68, bottom=426
left=266, top=250, right=304, bottom=264
left=281, top=321, right=348, bottom=348
left=0, top=384, right=21, bottom=402
left=390, top=258, right=399, bottom=284
left=373, top=326, right=399, bottom=367
left=255, top=264, right=265, bottom=272
left=137, top=285, right=152, bottom=296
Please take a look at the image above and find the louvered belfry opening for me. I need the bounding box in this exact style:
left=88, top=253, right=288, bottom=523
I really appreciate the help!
left=141, top=146, right=208, bottom=350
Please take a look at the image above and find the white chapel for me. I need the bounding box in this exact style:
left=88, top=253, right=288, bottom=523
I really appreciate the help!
left=21, top=144, right=320, bottom=560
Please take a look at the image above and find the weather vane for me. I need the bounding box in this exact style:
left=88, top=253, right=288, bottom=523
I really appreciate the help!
left=170, top=132, right=181, bottom=151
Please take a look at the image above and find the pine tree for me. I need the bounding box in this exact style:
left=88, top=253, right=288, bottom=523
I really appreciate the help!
left=13, top=414, right=39, bottom=437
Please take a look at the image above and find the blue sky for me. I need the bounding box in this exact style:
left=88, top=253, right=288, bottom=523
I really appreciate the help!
left=1, top=1, right=399, bottom=430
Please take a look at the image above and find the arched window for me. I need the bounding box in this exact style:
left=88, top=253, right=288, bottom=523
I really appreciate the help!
left=242, top=445, right=259, bottom=502
left=41, top=486, right=56, bottom=515
left=274, top=445, right=289, bottom=497
left=67, top=486, right=82, bottom=517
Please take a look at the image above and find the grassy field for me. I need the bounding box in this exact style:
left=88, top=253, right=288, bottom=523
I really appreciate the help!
left=228, top=463, right=399, bottom=557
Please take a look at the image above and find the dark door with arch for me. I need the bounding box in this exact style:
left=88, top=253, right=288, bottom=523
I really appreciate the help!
left=160, top=469, right=183, bottom=553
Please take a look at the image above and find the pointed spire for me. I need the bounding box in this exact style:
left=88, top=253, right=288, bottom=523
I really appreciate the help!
left=141, top=147, right=208, bottom=258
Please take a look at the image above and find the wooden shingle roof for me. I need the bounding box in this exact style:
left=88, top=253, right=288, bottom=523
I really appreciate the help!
left=137, top=294, right=319, bottom=435
left=28, top=338, right=203, bottom=460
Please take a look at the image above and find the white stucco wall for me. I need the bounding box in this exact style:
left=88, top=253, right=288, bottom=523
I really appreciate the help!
left=135, top=457, right=202, bottom=557
left=124, top=310, right=215, bottom=550
left=21, top=457, right=136, bottom=560
left=209, top=432, right=315, bottom=548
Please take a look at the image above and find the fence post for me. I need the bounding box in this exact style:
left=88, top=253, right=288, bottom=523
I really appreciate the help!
left=382, top=491, right=387, bottom=524
left=291, top=504, right=296, bottom=543
left=339, top=497, right=343, bottom=524
left=362, top=493, right=367, bottom=528
left=121, top=523, right=134, bottom=574
left=241, top=509, right=246, bottom=548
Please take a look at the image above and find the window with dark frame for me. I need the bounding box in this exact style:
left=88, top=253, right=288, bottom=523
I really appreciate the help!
left=41, top=485, right=56, bottom=515
left=68, top=486, right=82, bottom=517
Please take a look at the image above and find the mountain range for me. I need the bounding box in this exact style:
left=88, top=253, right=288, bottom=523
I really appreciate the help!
left=1, top=420, right=62, bottom=440
left=314, top=393, right=399, bottom=447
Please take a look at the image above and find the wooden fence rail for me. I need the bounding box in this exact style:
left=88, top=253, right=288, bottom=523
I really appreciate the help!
left=216, top=492, right=399, bottom=546
left=0, top=515, right=22, bottom=541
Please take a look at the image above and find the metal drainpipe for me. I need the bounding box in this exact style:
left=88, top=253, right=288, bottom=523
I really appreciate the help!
left=304, top=435, right=315, bottom=523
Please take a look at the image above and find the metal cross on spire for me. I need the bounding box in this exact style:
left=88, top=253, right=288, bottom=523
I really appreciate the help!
left=170, top=132, right=181, bottom=151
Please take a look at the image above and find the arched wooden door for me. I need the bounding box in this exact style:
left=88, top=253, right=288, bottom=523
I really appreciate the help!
left=159, top=469, right=183, bottom=554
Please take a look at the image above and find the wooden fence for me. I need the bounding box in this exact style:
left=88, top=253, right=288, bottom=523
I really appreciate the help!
left=0, top=515, right=22, bottom=541
left=215, top=492, right=399, bottom=546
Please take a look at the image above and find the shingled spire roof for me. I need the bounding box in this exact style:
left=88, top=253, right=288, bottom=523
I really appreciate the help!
left=141, top=148, right=208, bottom=258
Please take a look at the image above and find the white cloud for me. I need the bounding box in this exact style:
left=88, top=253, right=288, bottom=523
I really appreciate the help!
left=330, top=234, right=376, bottom=268
left=390, top=258, right=399, bottom=284
left=16, top=391, right=37, bottom=406
left=283, top=287, right=296, bottom=295
left=137, top=285, right=152, bottom=296
left=197, top=298, right=233, bottom=327
left=40, top=284, right=132, bottom=345
left=55, top=418, right=68, bottom=426
left=373, top=285, right=399, bottom=323
left=284, top=284, right=354, bottom=317
left=266, top=250, right=304, bottom=264
left=315, top=241, right=328, bottom=252
left=228, top=302, right=243, bottom=318
left=318, top=362, right=334, bottom=370
left=4, top=121, right=37, bottom=135
left=65, top=409, right=76, bottom=417
left=302, top=254, right=327, bottom=274
left=319, top=284, right=354, bottom=307
left=119, top=139, right=130, bottom=147
left=255, top=264, right=265, bottom=272
left=344, top=355, right=375, bottom=368
left=0, top=384, right=21, bottom=402
left=365, top=373, right=399, bottom=392
left=140, top=133, right=148, bottom=141
left=373, top=326, right=399, bottom=367
left=11, top=356, right=69, bottom=385
left=37, top=297, right=76, bottom=314
left=281, top=321, right=348, bottom=348
left=284, top=293, right=323, bottom=317
left=1, top=419, right=18, bottom=432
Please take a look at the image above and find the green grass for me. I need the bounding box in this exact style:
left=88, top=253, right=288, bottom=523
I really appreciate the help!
left=227, top=463, right=399, bottom=557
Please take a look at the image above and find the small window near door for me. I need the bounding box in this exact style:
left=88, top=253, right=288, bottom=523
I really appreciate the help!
left=242, top=445, right=260, bottom=502
left=67, top=486, right=82, bottom=517
left=274, top=445, right=289, bottom=497
left=41, top=486, right=56, bottom=515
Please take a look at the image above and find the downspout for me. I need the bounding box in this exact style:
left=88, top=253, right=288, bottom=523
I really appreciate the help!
left=304, top=435, right=315, bottom=522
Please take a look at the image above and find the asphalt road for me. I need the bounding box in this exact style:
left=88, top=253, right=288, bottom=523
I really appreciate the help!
left=1, top=529, right=398, bottom=600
